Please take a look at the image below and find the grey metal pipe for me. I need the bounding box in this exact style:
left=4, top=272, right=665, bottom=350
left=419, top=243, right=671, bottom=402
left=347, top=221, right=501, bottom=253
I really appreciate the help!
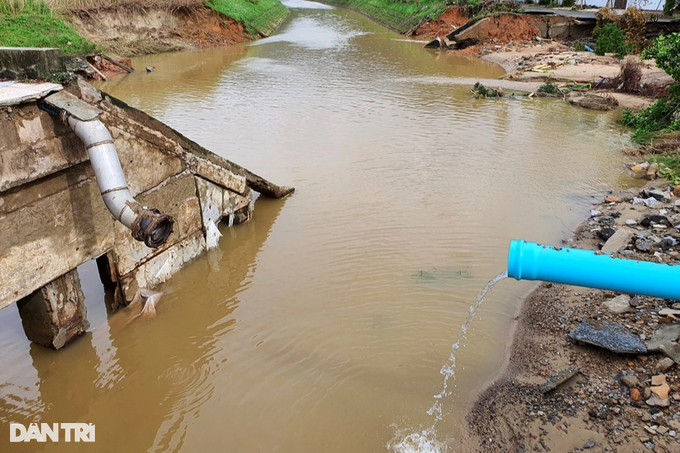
left=66, top=115, right=174, bottom=248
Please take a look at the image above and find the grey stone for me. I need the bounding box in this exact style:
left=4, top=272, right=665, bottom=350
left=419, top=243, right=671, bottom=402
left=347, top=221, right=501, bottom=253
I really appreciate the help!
left=620, top=375, right=639, bottom=388
left=646, top=396, right=670, bottom=407
left=660, top=343, right=680, bottom=365
left=626, top=219, right=638, bottom=227
left=539, top=364, right=580, bottom=394
left=633, top=197, right=663, bottom=208
left=647, top=324, right=680, bottom=351
left=603, top=294, right=632, bottom=314
left=568, top=319, right=647, bottom=354
left=654, top=357, right=676, bottom=373
left=649, top=189, right=670, bottom=201
left=636, top=236, right=654, bottom=252
left=599, top=216, right=615, bottom=227
left=583, top=439, right=596, bottom=449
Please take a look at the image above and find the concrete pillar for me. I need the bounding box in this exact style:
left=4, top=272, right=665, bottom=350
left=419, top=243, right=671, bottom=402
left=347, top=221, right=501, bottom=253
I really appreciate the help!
left=17, top=269, right=90, bottom=349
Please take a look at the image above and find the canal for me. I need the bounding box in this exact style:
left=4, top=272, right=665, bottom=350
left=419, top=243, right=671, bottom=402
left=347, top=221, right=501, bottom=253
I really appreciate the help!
left=0, top=1, right=635, bottom=452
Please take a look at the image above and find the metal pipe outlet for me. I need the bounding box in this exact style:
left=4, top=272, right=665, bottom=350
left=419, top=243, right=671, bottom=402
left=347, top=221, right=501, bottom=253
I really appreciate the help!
left=508, top=240, right=680, bottom=300
left=66, top=115, right=174, bottom=248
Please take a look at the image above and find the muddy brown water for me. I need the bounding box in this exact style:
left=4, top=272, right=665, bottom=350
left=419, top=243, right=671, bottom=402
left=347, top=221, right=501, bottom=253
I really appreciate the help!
left=0, top=2, right=640, bottom=452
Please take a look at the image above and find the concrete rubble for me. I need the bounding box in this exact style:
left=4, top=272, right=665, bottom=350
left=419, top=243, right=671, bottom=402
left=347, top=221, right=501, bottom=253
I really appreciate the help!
left=0, top=74, right=293, bottom=349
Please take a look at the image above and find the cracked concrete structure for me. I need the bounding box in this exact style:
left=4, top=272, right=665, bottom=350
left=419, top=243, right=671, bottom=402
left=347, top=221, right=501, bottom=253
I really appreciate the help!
left=0, top=77, right=293, bottom=349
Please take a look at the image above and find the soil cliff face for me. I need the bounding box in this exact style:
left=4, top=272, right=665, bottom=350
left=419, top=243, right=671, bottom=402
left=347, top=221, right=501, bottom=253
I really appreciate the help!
left=68, top=5, right=251, bottom=56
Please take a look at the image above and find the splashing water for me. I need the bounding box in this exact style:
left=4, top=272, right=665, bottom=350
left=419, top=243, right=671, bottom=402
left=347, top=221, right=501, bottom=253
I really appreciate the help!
left=386, top=426, right=449, bottom=453
left=387, top=271, right=508, bottom=453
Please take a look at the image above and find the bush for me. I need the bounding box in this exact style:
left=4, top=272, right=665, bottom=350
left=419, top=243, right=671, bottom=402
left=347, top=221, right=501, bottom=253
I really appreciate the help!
left=593, top=23, right=632, bottom=58
left=621, top=97, right=680, bottom=143
left=642, top=33, right=680, bottom=82
left=619, top=7, right=647, bottom=52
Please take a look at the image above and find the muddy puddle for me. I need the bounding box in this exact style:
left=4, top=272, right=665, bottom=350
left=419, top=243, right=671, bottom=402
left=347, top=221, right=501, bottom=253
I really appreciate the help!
left=0, top=1, right=641, bottom=452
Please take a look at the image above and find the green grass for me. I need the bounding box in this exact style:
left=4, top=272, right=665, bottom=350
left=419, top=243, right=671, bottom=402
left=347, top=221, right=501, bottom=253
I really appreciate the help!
left=0, top=0, right=97, bottom=54
left=319, top=0, right=449, bottom=33
left=207, top=0, right=289, bottom=37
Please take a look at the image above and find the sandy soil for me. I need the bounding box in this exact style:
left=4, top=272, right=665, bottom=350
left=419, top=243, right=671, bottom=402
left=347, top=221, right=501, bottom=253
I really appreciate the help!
left=468, top=179, right=680, bottom=452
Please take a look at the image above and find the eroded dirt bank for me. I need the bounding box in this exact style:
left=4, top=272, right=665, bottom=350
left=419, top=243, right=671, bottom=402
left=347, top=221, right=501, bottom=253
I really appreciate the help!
left=68, top=5, right=251, bottom=56
left=469, top=181, right=680, bottom=452
left=418, top=8, right=674, bottom=110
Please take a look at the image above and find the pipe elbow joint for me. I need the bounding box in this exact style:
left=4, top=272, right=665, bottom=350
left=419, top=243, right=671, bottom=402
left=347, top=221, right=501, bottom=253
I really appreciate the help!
left=131, top=206, right=175, bottom=248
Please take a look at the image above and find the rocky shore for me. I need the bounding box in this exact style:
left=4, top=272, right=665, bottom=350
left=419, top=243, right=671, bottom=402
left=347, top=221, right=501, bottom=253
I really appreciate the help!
left=468, top=174, right=680, bottom=452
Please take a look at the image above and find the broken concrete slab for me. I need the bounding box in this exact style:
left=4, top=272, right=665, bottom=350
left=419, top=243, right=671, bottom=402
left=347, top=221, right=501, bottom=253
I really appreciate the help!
left=647, top=324, right=680, bottom=352
left=539, top=364, right=580, bottom=393
left=0, top=47, right=67, bottom=81
left=568, top=319, right=647, bottom=354
left=43, top=90, right=102, bottom=121
left=601, top=228, right=633, bottom=253
left=0, top=82, right=63, bottom=107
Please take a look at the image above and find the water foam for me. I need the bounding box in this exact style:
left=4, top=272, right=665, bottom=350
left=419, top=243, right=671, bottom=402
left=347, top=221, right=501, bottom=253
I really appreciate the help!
left=387, top=272, right=508, bottom=452
left=386, top=426, right=448, bottom=453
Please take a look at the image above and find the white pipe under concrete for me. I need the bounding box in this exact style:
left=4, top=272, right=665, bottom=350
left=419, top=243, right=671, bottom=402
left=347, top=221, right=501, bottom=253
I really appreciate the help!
left=67, top=115, right=174, bottom=248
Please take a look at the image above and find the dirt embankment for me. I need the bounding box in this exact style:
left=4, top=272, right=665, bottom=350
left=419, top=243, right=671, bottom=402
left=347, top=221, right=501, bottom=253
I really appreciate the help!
left=468, top=180, right=680, bottom=452
left=413, top=7, right=469, bottom=39
left=67, top=4, right=251, bottom=57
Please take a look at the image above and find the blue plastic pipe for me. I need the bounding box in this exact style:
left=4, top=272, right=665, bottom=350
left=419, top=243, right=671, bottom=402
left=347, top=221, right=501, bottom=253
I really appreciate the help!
left=507, top=240, right=680, bottom=300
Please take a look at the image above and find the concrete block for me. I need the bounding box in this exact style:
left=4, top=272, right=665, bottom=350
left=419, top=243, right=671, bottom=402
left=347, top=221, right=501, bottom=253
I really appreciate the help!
left=110, top=126, right=186, bottom=196
left=0, top=178, right=114, bottom=309
left=0, top=48, right=67, bottom=81
left=120, top=231, right=206, bottom=302
left=113, top=172, right=203, bottom=275
left=196, top=176, right=224, bottom=250
left=17, top=269, right=90, bottom=349
left=602, top=228, right=634, bottom=253
left=225, top=188, right=251, bottom=216
left=16, top=115, right=45, bottom=145
left=194, top=158, right=247, bottom=195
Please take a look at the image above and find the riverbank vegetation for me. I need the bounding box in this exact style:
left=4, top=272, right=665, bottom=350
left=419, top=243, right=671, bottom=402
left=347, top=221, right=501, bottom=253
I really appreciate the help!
left=622, top=32, right=680, bottom=181
left=319, top=0, right=450, bottom=33
left=0, top=0, right=290, bottom=56
left=207, top=0, right=289, bottom=37
left=0, top=0, right=97, bottom=53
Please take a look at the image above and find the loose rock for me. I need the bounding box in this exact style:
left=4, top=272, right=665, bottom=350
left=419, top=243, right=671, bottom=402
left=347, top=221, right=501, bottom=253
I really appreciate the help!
left=568, top=319, right=647, bottom=354
left=603, top=294, right=632, bottom=314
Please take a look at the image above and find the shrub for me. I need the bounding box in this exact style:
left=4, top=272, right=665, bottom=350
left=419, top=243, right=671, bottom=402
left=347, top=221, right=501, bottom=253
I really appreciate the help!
left=619, top=7, right=647, bottom=52
left=593, top=23, right=632, bottom=58
left=621, top=97, right=680, bottom=143
left=642, top=33, right=680, bottom=82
